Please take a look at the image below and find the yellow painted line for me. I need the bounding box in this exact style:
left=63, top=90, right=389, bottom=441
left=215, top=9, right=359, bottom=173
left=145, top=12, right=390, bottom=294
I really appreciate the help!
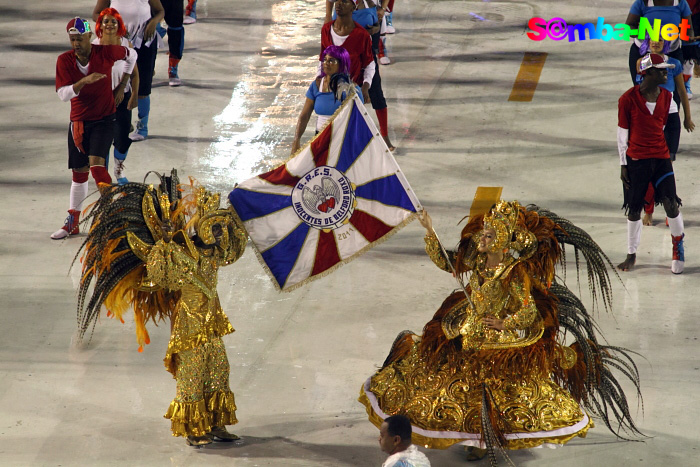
left=508, top=52, right=548, bottom=102
left=470, top=186, right=502, bottom=218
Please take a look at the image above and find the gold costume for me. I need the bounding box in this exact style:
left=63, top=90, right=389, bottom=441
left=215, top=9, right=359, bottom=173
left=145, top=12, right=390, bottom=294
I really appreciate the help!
left=77, top=171, right=248, bottom=440
left=144, top=234, right=244, bottom=437
left=359, top=201, right=643, bottom=454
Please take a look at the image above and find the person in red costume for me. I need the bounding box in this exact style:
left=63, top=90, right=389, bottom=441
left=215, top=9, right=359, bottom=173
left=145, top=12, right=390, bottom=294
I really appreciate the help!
left=617, top=54, right=685, bottom=273
left=53, top=17, right=136, bottom=239
left=322, top=0, right=396, bottom=150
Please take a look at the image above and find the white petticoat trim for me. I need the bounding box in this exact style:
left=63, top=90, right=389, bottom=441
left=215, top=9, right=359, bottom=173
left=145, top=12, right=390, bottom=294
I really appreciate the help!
left=362, top=377, right=590, bottom=448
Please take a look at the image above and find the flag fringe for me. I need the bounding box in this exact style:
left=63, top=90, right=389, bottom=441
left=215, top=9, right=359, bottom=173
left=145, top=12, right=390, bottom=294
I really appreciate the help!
left=229, top=206, right=419, bottom=292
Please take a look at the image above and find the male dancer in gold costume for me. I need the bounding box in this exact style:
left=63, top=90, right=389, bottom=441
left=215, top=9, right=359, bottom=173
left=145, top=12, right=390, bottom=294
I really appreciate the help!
left=76, top=171, right=246, bottom=446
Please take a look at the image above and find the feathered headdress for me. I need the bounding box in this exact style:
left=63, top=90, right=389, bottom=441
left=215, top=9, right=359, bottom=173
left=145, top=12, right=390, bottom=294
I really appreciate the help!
left=74, top=170, right=242, bottom=351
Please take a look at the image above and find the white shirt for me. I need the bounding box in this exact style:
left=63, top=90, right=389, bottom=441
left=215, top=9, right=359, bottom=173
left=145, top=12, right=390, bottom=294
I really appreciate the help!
left=382, top=445, right=432, bottom=467
left=110, top=0, right=155, bottom=48
left=330, top=27, right=376, bottom=85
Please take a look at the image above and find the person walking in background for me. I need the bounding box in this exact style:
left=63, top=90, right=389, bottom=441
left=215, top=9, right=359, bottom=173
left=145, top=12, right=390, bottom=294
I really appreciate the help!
left=625, top=0, right=694, bottom=84
left=618, top=53, right=686, bottom=273
left=355, top=0, right=396, bottom=149
left=324, top=0, right=396, bottom=150
left=93, top=0, right=165, bottom=142
left=53, top=17, right=136, bottom=239
left=633, top=38, right=694, bottom=225
left=161, top=0, right=186, bottom=86
left=383, top=0, right=395, bottom=34
left=93, top=7, right=140, bottom=184
left=184, top=0, right=197, bottom=24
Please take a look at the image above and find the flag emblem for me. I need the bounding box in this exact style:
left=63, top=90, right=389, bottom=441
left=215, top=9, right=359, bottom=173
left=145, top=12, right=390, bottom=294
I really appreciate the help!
left=291, top=166, right=356, bottom=230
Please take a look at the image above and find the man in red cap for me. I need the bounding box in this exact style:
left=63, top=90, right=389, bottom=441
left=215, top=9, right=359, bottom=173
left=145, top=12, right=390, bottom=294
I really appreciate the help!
left=617, top=53, right=685, bottom=273
left=53, top=17, right=137, bottom=239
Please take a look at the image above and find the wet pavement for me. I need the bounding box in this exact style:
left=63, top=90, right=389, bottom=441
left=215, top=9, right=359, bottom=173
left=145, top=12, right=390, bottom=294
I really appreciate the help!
left=1, top=0, right=699, bottom=465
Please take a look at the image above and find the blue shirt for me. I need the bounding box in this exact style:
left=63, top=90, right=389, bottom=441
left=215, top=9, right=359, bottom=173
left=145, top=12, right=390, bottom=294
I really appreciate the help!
left=332, top=7, right=378, bottom=28
left=630, top=0, right=691, bottom=27
left=305, top=79, right=363, bottom=116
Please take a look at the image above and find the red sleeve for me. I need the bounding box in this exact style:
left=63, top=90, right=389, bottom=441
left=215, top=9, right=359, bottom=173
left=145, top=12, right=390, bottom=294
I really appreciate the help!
left=351, top=24, right=374, bottom=69
left=55, top=54, right=74, bottom=91
left=618, top=93, right=631, bottom=130
left=361, top=33, right=373, bottom=68
left=320, top=23, right=331, bottom=59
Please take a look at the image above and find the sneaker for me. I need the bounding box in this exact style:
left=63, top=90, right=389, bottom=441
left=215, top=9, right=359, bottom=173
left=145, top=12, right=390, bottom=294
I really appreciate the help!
left=671, top=233, right=685, bottom=274
left=169, top=66, right=181, bottom=87
left=385, top=24, right=396, bottom=34
left=688, top=90, right=694, bottom=100
left=129, top=131, right=145, bottom=141
left=114, top=159, right=127, bottom=182
left=130, top=119, right=147, bottom=141
left=51, top=210, right=80, bottom=239
left=379, top=56, right=391, bottom=65
left=184, top=15, right=197, bottom=25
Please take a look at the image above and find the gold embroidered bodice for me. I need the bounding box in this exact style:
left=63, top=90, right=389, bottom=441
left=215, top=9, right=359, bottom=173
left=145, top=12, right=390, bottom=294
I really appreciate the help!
left=424, top=233, right=543, bottom=350
left=146, top=240, right=237, bottom=374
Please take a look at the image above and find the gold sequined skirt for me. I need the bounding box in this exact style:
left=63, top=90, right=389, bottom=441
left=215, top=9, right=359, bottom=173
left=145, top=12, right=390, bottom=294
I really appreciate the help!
left=359, top=343, right=593, bottom=450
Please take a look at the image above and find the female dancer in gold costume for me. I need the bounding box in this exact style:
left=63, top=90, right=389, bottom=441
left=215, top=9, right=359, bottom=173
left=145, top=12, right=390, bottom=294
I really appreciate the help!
left=359, top=201, right=643, bottom=463
left=75, top=171, right=247, bottom=446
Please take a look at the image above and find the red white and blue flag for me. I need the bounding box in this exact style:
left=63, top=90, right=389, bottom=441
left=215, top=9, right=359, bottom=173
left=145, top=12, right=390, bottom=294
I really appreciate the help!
left=228, top=94, right=422, bottom=291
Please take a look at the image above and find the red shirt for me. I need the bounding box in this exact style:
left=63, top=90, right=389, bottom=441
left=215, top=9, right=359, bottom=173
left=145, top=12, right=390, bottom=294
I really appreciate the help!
left=687, top=0, right=700, bottom=15
left=56, top=45, right=130, bottom=122
left=321, top=21, right=373, bottom=85
left=618, top=86, right=671, bottom=160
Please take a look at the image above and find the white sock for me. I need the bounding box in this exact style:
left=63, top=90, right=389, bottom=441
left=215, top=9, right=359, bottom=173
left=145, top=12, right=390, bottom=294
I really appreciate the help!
left=628, top=219, right=642, bottom=254
left=668, top=212, right=684, bottom=237
left=70, top=181, right=89, bottom=211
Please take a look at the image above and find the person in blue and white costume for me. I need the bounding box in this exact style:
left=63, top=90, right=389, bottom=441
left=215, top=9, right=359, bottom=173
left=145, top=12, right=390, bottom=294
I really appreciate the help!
left=635, top=38, right=695, bottom=225
left=625, top=0, right=695, bottom=84
left=290, top=45, right=363, bottom=155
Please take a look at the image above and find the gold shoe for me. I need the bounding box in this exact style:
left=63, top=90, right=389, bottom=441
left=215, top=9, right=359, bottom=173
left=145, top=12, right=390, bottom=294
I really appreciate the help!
left=208, top=426, right=240, bottom=442
left=186, top=435, right=212, bottom=447
left=465, top=446, right=488, bottom=461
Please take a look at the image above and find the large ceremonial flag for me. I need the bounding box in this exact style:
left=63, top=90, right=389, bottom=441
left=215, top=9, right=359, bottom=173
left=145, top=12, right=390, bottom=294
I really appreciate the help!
left=229, top=93, right=422, bottom=291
